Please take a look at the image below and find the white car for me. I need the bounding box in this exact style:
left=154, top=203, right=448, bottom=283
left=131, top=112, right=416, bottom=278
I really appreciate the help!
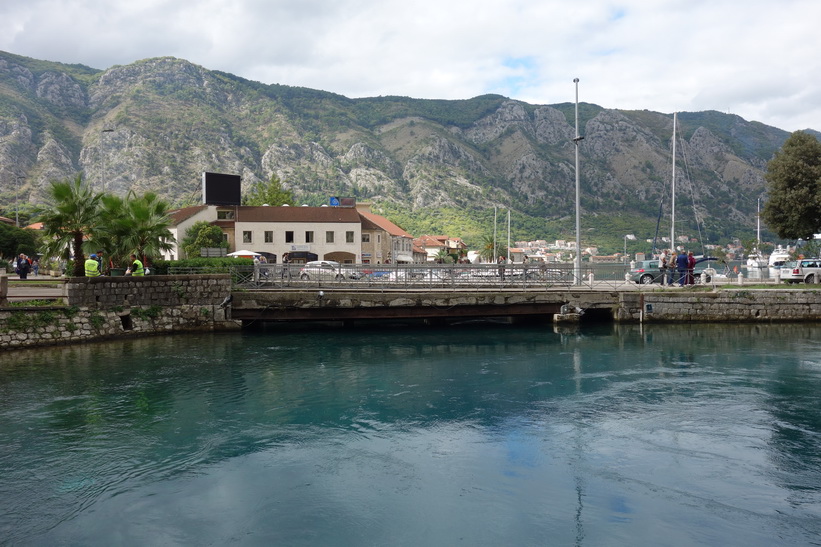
left=299, top=260, right=346, bottom=281
left=781, top=258, right=821, bottom=284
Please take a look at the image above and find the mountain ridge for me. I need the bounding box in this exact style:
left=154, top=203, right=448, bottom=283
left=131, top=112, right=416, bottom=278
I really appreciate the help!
left=0, top=50, right=814, bottom=249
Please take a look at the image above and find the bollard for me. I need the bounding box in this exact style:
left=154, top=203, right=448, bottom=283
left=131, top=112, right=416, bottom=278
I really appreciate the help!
left=737, top=271, right=744, bottom=285
left=700, top=271, right=707, bottom=285
left=588, top=272, right=594, bottom=286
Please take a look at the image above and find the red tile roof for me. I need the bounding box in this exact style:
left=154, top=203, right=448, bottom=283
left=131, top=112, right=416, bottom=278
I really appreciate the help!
left=358, top=211, right=412, bottom=238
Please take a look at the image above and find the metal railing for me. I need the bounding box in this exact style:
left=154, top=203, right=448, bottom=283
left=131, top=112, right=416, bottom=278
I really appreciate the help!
left=168, top=261, right=788, bottom=291
left=215, top=263, right=631, bottom=291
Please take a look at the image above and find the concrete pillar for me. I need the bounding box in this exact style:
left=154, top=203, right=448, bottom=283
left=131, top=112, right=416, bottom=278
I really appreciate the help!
left=737, top=272, right=744, bottom=285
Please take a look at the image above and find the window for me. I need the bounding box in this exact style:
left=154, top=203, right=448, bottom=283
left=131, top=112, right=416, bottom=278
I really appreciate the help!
left=326, top=231, right=334, bottom=243
left=346, top=231, right=354, bottom=243
left=377, top=234, right=381, bottom=244
left=305, top=231, right=314, bottom=243
left=217, top=210, right=234, bottom=220
left=362, top=233, right=370, bottom=243
left=243, top=231, right=252, bottom=243
left=222, top=233, right=228, bottom=242
left=285, top=231, right=294, bottom=243
left=264, top=231, right=273, bottom=243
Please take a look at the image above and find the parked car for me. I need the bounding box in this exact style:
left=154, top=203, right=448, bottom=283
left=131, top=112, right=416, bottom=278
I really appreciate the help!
left=629, top=257, right=719, bottom=285
left=299, top=260, right=346, bottom=281
left=780, top=258, right=821, bottom=284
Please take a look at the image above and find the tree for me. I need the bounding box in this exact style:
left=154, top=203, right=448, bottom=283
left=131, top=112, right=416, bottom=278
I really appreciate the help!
left=40, top=175, right=103, bottom=277
left=181, top=220, right=227, bottom=258
left=0, top=223, right=39, bottom=259
left=243, top=174, right=295, bottom=206
left=94, top=192, right=175, bottom=267
left=762, top=131, right=821, bottom=240
left=478, top=234, right=507, bottom=262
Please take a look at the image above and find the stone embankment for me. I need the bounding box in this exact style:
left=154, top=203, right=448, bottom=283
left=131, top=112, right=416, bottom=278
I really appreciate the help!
left=619, top=288, right=821, bottom=322
left=0, top=275, right=239, bottom=350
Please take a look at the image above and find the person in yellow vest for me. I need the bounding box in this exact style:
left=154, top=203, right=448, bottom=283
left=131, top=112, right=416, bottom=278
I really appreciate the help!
left=85, top=254, right=101, bottom=277
left=127, top=254, right=145, bottom=276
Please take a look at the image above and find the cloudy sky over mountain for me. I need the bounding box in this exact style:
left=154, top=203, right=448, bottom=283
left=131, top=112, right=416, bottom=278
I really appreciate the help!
left=2, top=0, right=819, bottom=132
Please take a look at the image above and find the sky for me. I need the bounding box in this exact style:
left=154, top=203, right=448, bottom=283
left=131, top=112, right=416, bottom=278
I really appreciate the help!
left=2, top=0, right=820, bottom=133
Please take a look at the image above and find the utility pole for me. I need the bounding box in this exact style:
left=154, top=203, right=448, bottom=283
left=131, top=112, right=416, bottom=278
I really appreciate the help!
left=572, top=78, right=584, bottom=285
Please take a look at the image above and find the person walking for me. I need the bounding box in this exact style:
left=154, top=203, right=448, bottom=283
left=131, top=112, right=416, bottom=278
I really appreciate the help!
left=16, top=254, right=31, bottom=280
left=85, top=254, right=101, bottom=277
left=676, top=251, right=689, bottom=286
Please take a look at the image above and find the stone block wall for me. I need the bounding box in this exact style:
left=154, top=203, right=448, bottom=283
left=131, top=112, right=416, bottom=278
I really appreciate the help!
left=626, top=289, right=821, bottom=322
left=66, top=274, right=232, bottom=308
left=1, top=275, right=239, bottom=350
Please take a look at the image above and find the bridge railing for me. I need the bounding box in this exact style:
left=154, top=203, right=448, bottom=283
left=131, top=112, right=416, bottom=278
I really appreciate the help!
left=166, top=261, right=784, bottom=290
left=215, top=262, right=642, bottom=290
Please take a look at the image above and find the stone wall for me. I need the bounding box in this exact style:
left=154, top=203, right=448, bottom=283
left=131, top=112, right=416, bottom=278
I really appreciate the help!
left=0, top=275, right=239, bottom=350
left=623, top=289, right=821, bottom=322
left=66, top=274, right=232, bottom=308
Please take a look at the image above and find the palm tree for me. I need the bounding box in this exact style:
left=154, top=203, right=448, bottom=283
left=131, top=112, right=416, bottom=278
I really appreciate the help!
left=478, top=234, right=507, bottom=262
left=94, top=191, right=175, bottom=268
left=40, top=175, right=102, bottom=277
left=121, top=192, right=175, bottom=265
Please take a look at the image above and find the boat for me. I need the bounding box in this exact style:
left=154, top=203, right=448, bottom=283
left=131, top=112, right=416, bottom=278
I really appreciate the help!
left=768, top=245, right=792, bottom=278
left=747, top=198, right=768, bottom=271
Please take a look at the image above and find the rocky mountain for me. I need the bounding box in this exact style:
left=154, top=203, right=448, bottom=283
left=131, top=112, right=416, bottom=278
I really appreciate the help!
left=0, top=50, right=811, bottom=248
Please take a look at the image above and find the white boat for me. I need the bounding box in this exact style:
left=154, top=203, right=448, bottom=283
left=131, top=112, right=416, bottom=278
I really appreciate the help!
left=768, top=245, right=792, bottom=278
left=747, top=198, right=767, bottom=270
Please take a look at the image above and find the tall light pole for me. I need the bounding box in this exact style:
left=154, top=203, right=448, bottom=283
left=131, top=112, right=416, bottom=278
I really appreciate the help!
left=15, top=175, right=23, bottom=227
left=101, top=127, right=114, bottom=193
left=572, top=78, right=584, bottom=285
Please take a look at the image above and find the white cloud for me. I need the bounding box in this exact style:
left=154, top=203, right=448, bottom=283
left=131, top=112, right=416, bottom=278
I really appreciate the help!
left=2, top=0, right=820, bottom=131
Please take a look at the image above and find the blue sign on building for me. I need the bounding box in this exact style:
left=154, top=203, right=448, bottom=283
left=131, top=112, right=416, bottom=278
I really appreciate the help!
left=329, top=197, right=340, bottom=207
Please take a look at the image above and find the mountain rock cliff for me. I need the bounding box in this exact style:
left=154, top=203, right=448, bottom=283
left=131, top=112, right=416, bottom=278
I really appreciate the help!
left=0, top=50, right=812, bottom=246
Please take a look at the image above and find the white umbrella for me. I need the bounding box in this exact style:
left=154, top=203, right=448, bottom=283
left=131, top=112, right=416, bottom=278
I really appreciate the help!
left=227, top=250, right=261, bottom=257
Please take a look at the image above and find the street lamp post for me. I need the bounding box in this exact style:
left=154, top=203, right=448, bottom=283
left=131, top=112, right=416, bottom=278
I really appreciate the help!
left=572, top=78, right=584, bottom=285
left=101, top=128, right=114, bottom=193
left=15, top=175, right=23, bottom=227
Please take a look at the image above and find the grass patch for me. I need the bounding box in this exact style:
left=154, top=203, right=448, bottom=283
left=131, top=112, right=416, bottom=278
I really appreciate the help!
left=7, top=299, right=63, bottom=307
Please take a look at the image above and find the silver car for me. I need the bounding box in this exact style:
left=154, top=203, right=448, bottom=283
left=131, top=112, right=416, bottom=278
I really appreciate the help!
left=299, top=260, right=346, bottom=281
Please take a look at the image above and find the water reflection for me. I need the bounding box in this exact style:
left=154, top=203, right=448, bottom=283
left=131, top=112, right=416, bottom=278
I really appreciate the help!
left=1, top=323, right=820, bottom=545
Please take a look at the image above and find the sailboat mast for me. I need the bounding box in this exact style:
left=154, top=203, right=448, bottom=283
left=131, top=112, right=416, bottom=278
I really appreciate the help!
left=670, top=112, right=677, bottom=251
left=507, top=209, right=511, bottom=263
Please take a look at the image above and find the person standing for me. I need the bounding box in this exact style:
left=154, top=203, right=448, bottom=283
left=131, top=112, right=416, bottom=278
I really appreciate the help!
left=16, top=254, right=31, bottom=280
left=668, top=252, right=677, bottom=285
left=127, top=254, right=145, bottom=276
left=32, top=258, right=39, bottom=276
left=676, top=251, right=689, bottom=286
left=659, top=250, right=669, bottom=286
left=497, top=255, right=507, bottom=281
left=96, top=250, right=106, bottom=276
left=85, top=254, right=101, bottom=277
left=687, top=251, right=696, bottom=285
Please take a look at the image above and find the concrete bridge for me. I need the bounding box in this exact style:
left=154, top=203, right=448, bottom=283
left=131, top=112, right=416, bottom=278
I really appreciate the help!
left=229, top=287, right=637, bottom=325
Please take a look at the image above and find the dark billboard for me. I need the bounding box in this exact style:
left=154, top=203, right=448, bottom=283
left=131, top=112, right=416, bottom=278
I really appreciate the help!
left=202, top=172, right=241, bottom=206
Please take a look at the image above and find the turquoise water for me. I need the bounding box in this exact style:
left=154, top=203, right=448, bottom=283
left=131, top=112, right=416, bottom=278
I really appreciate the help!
left=1, top=322, right=820, bottom=546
